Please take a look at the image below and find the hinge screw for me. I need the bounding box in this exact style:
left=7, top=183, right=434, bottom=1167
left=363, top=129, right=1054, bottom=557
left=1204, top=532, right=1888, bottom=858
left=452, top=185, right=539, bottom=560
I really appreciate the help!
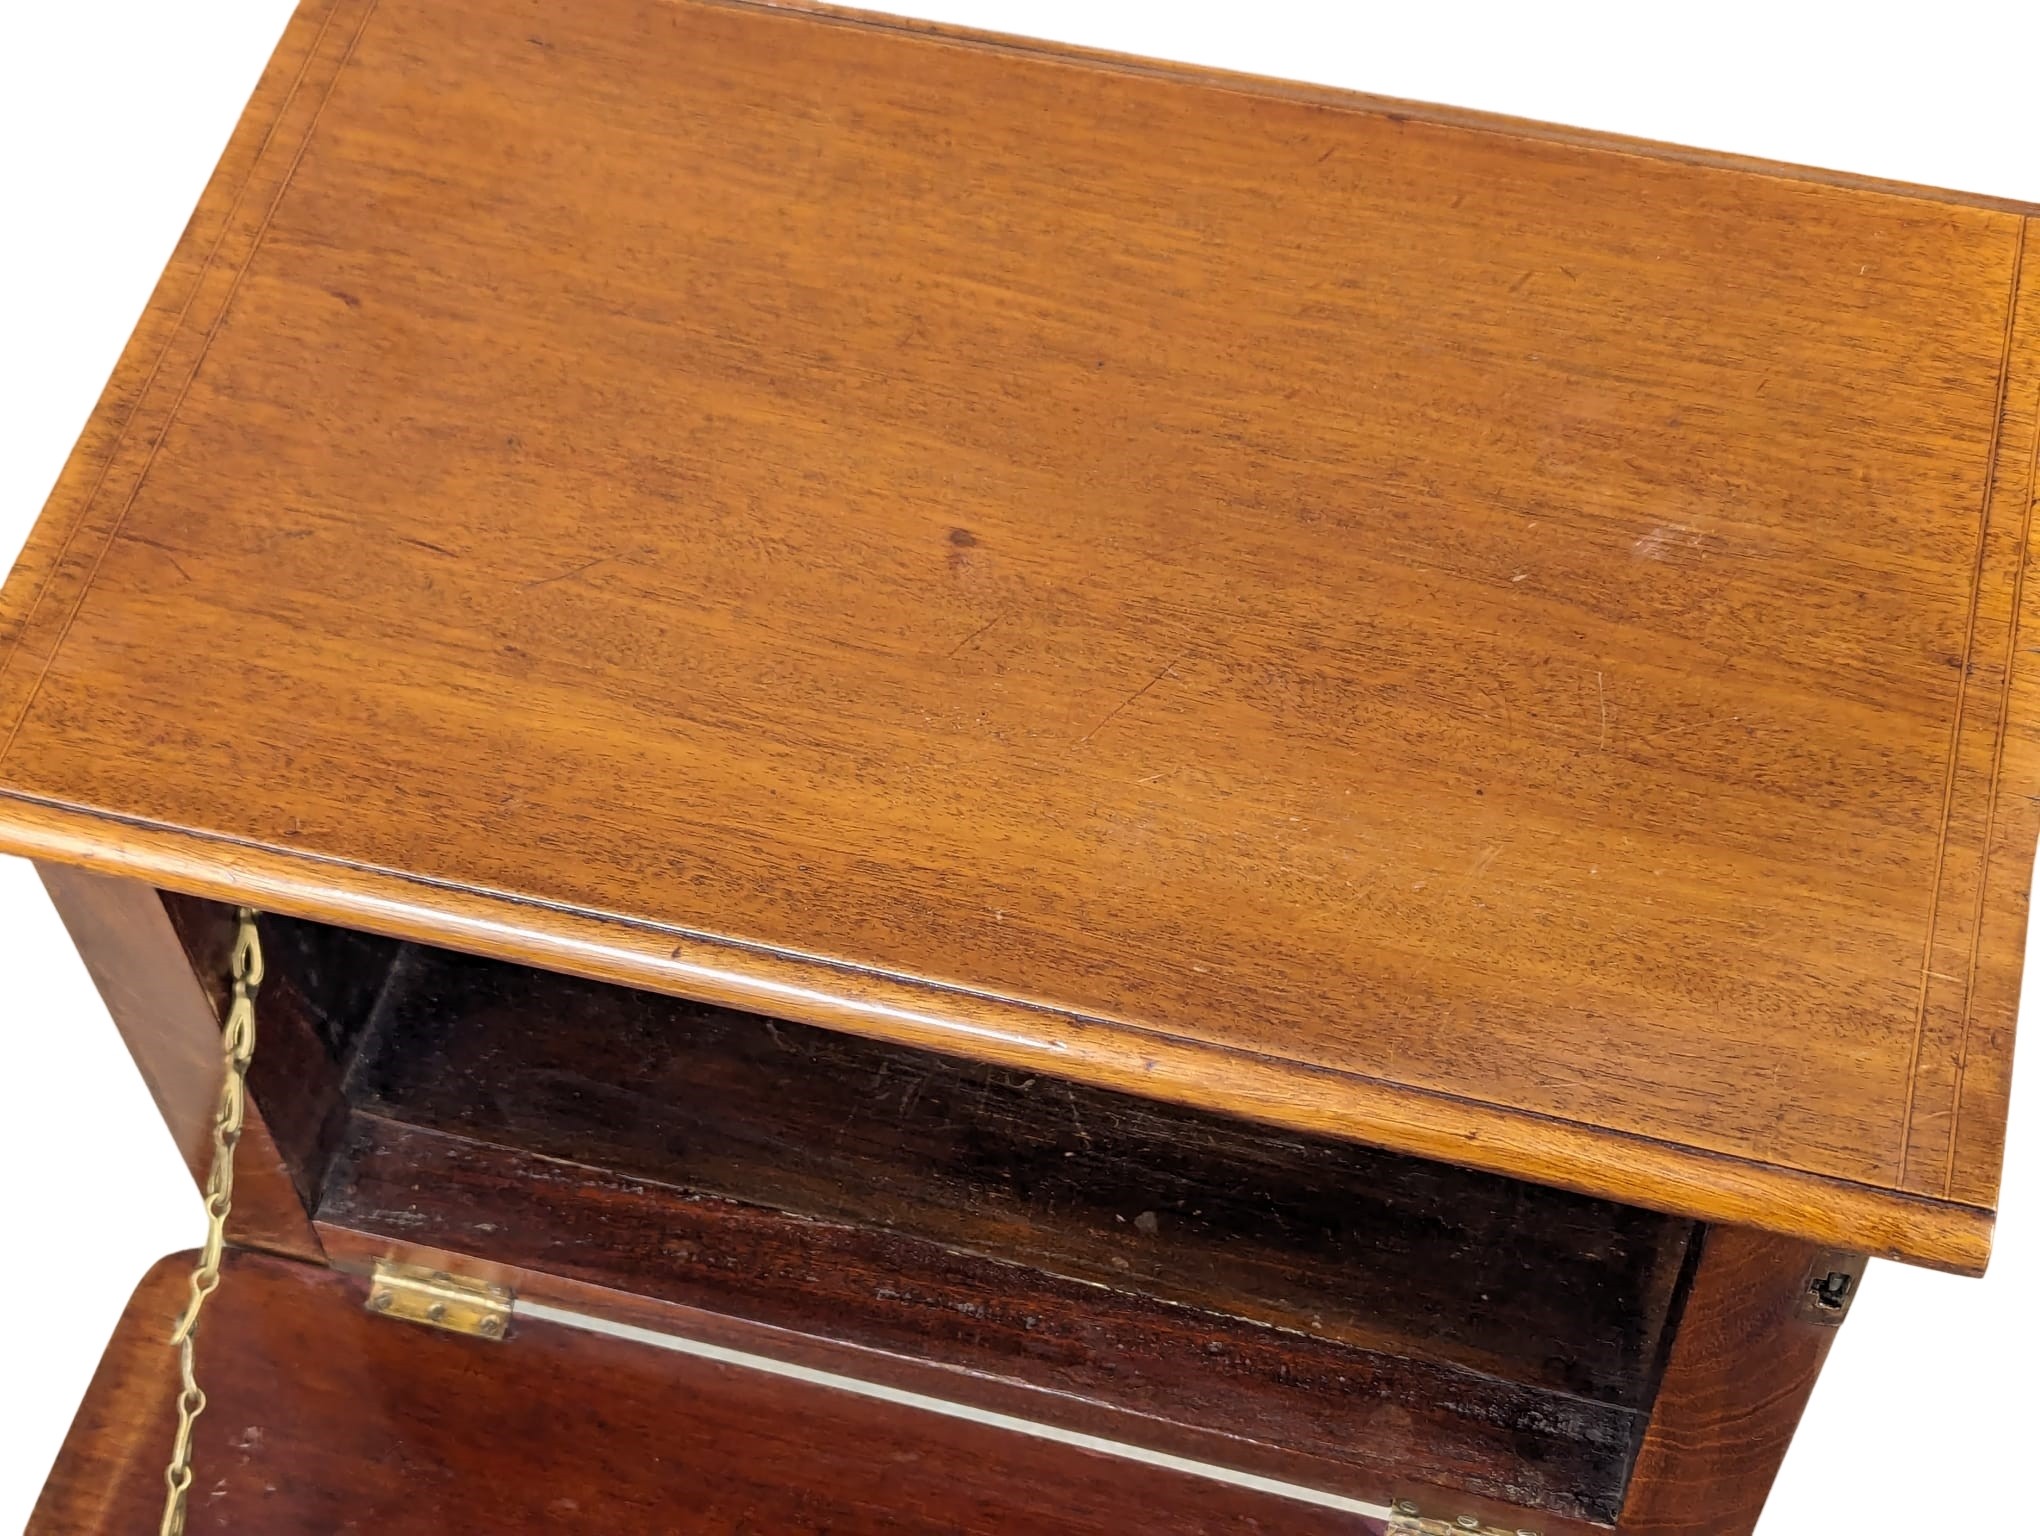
left=1456, top=1520, right=1482, bottom=1532
left=478, top=1314, right=504, bottom=1337
left=367, top=1289, right=392, bottom=1312
left=1392, top=1500, right=1420, bottom=1516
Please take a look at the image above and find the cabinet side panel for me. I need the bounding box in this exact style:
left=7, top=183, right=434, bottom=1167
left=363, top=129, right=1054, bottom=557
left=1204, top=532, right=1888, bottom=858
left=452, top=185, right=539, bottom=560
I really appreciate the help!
left=161, top=893, right=402, bottom=1210
left=37, top=863, right=322, bottom=1262
left=1619, top=1226, right=1846, bottom=1535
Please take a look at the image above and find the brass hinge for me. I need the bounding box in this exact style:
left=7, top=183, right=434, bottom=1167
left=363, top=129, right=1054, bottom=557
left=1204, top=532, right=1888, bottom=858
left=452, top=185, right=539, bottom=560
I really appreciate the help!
left=1387, top=1500, right=1541, bottom=1536
left=365, top=1260, right=512, bottom=1339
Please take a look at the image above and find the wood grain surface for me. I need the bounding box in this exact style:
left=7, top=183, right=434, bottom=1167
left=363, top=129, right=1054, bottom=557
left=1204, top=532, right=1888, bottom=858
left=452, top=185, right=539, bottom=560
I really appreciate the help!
left=1618, top=1227, right=1845, bottom=1535
left=36, top=865, right=323, bottom=1262
left=321, top=1114, right=1638, bottom=1522
left=1, top=0, right=2034, bottom=1271
left=340, top=930, right=1694, bottom=1411
left=29, top=1249, right=1391, bottom=1535
left=314, top=1225, right=1602, bottom=1536
left=162, top=892, right=403, bottom=1207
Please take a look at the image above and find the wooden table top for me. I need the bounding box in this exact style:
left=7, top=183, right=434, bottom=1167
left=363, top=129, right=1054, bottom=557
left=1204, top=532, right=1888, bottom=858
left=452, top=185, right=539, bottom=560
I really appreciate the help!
left=2, top=0, right=2034, bottom=1272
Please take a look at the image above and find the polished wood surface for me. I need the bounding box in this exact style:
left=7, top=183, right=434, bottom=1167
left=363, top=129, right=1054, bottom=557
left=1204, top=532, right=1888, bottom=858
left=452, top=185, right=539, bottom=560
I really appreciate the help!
left=36, top=865, right=322, bottom=1262
left=0, top=0, right=2033, bottom=1271
left=1618, top=1228, right=1843, bottom=1535
left=312, top=1225, right=1604, bottom=1536
left=31, top=1250, right=1389, bottom=1534
left=27, top=1259, right=185, bottom=1536
left=322, top=1116, right=1635, bottom=1522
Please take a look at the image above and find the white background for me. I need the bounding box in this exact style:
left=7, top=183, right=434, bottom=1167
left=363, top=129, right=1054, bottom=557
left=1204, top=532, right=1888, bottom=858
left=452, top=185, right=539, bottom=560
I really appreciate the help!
left=3, top=2, right=2037, bottom=1529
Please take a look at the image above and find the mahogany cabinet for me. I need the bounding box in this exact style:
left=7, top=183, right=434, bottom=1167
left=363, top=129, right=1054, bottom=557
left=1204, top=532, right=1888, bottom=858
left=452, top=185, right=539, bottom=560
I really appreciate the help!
left=4, top=2, right=2032, bottom=1532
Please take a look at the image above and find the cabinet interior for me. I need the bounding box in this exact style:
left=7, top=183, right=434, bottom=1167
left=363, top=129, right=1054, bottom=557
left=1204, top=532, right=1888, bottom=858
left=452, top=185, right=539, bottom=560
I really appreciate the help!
left=166, top=896, right=1703, bottom=1528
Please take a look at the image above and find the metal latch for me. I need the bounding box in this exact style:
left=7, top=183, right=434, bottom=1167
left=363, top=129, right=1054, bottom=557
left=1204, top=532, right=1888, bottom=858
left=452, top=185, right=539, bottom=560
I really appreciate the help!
left=1795, top=1251, right=1865, bottom=1327
left=365, top=1259, right=511, bottom=1339
left=1387, top=1499, right=1540, bottom=1535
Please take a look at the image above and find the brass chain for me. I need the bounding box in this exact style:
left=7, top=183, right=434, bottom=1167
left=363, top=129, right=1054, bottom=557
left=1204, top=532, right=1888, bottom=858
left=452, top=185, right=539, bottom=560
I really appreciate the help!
left=159, top=907, right=264, bottom=1536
